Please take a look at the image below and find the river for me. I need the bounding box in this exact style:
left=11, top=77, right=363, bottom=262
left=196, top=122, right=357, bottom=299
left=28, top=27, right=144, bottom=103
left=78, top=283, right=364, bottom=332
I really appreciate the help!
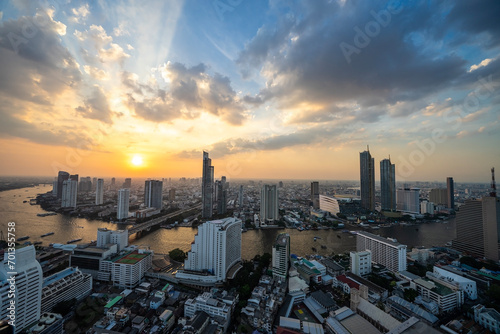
left=0, top=186, right=456, bottom=259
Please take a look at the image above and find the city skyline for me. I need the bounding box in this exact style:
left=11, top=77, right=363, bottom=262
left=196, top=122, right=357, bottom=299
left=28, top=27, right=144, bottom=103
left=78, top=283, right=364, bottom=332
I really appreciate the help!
left=0, top=1, right=499, bottom=182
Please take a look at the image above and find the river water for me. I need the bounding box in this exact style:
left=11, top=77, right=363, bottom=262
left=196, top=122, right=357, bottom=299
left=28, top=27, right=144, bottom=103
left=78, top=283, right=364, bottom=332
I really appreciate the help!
left=0, top=186, right=456, bottom=259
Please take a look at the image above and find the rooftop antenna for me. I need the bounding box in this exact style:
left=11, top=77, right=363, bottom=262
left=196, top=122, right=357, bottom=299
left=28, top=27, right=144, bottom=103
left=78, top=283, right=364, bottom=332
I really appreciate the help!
left=491, top=167, right=497, bottom=198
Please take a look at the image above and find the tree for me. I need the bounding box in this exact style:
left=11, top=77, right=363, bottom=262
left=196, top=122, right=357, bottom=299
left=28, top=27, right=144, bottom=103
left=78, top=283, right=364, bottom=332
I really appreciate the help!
left=403, top=288, right=418, bottom=303
left=169, top=248, right=187, bottom=262
left=53, top=298, right=77, bottom=316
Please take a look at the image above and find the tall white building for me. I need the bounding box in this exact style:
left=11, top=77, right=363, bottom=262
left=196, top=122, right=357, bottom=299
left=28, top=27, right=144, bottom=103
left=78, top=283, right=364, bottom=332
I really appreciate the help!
left=0, top=245, right=43, bottom=332
left=272, top=233, right=290, bottom=279
left=397, top=188, right=420, bottom=214
left=97, top=228, right=129, bottom=252
left=350, top=250, right=372, bottom=276
left=61, top=179, right=78, bottom=208
left=261, top=184, right=279, bottom=224
left=319, top=195, right=340, bottom=216
left=145, top=179, right=163, bottom=210
left=181, top=217, right=242, bottom=282
left=356, top=231, right=407, bottom=272
left=95, top=178, right=104, bottom=205
left=420, top=201, right=435, bottom=215
left=117, top=188, right=130, bottom=220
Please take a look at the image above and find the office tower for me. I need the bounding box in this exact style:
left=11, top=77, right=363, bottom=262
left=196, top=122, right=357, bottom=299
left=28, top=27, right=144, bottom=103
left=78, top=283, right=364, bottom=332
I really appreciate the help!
left=239, top=185, right=244, bottom=207
left=144, top=180, right=163, bottom=209
left=216, top=180, right=227, bottom=215
left=356, top=231, right=407, bottom=272
left=260, top=184, right=279, bottom=224
left=380, top=158, right=396, bottom=211
left=169, top=188, right=176, bottom=201
left=56, top=171, right=69, bottom=199
left=454, top=196, right=500, bottom=261
left=0, top=245, right=43, bottom=332
left=396, top=188, right=420, bottom=214
left=111, top=177, right=116, bottom=189
left=41, top=267, right=92, bottom=313
left=360, top=148, right=375, bottom=211
left=319, top=195, right=340, bottom=215
left=117, top=188, right=130, bottom=220
left=95, top=178, right=104, bottom=205
left=272, top=233, right=290, bottom=279
left=429, top=188, right=447, bottom=206
left=61, top=179, right=78, bottom=208
left=183, top=218, right=242, bottom=282
left=92, top=177, right=97, bottom=191
left=447, top=177, right=455, bottom=209
left=79, top=176, right=92, bottom=192
left=311, top=181, right=320, bottom=209
left=350, top=250, right=372, bottom=276
left=122, top=178, right=132, bottom=189
left=202, top=151, right=214, bottom=218
left=97, top=228, right=129, bottom=251
left=70, top=174, right=78, bottom=182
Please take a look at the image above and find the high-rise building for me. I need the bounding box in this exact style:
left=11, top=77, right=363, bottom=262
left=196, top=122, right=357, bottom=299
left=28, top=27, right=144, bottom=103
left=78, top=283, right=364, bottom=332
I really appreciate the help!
left=350, top=250, right=372, bottom=276
left=181, top=217, right=242, bottom=282
left=261, top=184, right=279, bottom=224
left=447, top=177, right=455, bottom=209
left=202, top=151, right=214, bottom=219
left=117, top=188, right=130, bottom=220
left=56, top=171, right=69, bottom=199
left=70, top=174, right=79, bottom=182
left=0, top=245, right=43, bottom=332
left=420, top=201, right=435, bottom=215
left=429, top=188, right=447, bottom=206
left=122, top=178, right=132, bottom=189
left=356, top=231, right=407, bottom=272
left=380, top=158, right=396, bottom=211
left=61, top=179, right=78, bottom=208
left=111, top=177, right=116, bottom=189
left=311, top=181, right=320, bottom=209
left=168, top=188, right=176, bottom=201
left=144, top=180, right=163, bottom=209
left=79, top=176, right=92, bottom=192
left=92, top=177, right=97, bottom=191
left=216, top=179, right=227, bottom=215
left=360, top=148, right=375, bottom=211
left=319, top=195, right=340, bottom=216
left=396, top=188, right=420, bottom=214
left=95, top=178, right=104, bottom=205
left=97, top=228, right=129, bottom=252
left=272, top=233, right=290, bottom=279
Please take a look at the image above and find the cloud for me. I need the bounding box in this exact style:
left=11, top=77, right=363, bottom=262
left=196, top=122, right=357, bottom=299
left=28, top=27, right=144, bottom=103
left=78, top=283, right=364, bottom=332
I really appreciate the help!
left=70, top=4, right=90, bottom=24
left=237, top=1, right=500, bottom=125
left=75, top=86, right=114, bottom=124
left=469, top=57, right=495, bottom=72
left=125, top=62, right=247, bottom=125
left=83, top=65, right=109, bottom=80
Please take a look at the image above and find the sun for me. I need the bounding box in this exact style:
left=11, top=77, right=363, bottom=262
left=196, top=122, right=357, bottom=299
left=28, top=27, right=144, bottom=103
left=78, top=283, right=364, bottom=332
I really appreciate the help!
left=131, top=155, right=143, bottom=166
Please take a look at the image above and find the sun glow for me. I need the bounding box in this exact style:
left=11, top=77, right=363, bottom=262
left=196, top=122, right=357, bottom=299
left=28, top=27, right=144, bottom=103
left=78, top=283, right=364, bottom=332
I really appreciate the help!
left=131, top=154, right=143, bottom=166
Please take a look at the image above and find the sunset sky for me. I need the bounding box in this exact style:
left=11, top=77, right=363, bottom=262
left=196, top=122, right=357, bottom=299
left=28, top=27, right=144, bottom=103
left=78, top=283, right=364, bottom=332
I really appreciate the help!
left=0, top=0, right=499, bottom=182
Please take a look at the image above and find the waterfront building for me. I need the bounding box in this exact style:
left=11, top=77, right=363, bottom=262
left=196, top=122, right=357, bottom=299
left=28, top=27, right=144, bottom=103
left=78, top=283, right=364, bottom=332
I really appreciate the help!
left=360, top=148, right=375, bottom=211
left=396, top=188, right=420, bottom=214
left=144, top=179, right=163, bottom=210
left=96, top=178, right=104, bottom=205
left=61, top=179, right=78, bottom=208
left=311, top=181, right=320, bottom=209
left=56, top=171, right=69, bottom=199
left=272, top=233, right=290, bottom=279
left=380, top=158, right=396, bottom=211
left=429, top=188, right=447, bottom=206
left=356, top=231, right=407, bottom=272
left=447, top=177, right=455, bottom=209
left=319, top=195, right=340, bottom=216
left=350, top=250, right=372, bottom=276
left=97, top=228, right=128, bottom=252
left=202, top=151, right=214, bottom=218
left=420, top=201, right=435, bottom=215
left=117, top=188, right=130, bottom=220
left=260, top=184, right=279, bottom=224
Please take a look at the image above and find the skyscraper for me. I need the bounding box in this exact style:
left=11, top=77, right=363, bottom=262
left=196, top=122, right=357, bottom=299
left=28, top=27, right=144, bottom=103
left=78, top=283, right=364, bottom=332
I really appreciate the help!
left=216, top=179, right=227, bottom=215
left=56, top=171, right=69, bottom=199
left=311, top=181, right=320, bottom=209
left=396, top=188, right=420, bottom=214
left=0, top=245, right=43, bottom=332
left=261, top=184, right=279, bottom=224
left=122, top=178, right=132, bottom=189
left=360, top=148, right=375, bottom=211
left=111, top=177, right=116, bottom=189
left=182, top=217, right=242, bottom=282
left=61, top=179, right=78, bottom=208
left=202, top=151, right=214, bottom=219
left=169, top=188, right=176, bottom=201
left=272, top=233, right=290, bottom=279
left=380, top=158, right=396, bottom=211
left=117, top=188, right=130, bottom=220
left=95, top=178, right=104, bottom=205
left=238, top=185, right=244, bottom=207
left=144, top=180, right=163, bottom=209
left=429, top=188, right=447, bottom=206
left=447, top=177, right=455, bottom=209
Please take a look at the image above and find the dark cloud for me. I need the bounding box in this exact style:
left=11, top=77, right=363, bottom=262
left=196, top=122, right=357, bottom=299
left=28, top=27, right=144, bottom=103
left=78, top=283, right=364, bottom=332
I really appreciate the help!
left=75, top=86, right=113, bottom=124
left=237, top=0, right=500, bottom=122
left=124, top=62, right=247, bottom=125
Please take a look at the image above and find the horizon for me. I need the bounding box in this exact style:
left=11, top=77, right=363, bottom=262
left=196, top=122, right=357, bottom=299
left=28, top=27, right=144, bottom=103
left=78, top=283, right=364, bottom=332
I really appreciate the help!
left=0, top=1, right=499, bottom=183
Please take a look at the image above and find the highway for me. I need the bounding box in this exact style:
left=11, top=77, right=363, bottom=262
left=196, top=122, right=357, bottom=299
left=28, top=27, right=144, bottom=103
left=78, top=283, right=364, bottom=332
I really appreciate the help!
left=128, top=203, right=202, bottom=235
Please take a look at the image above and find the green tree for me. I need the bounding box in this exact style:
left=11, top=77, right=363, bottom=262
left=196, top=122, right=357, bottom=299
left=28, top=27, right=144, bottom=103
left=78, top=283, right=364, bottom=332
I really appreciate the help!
left=53, top=298, right=77, bottom=316
left=169, top=248, right=187, bottom=262
left=403, top=288, right=418, bottom=303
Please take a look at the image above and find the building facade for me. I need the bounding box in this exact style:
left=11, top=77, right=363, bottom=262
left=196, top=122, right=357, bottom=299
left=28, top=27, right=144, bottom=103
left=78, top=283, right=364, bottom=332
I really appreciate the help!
left=61, top=179, right=78, bottom=208
left=356, top=231, right=407, bottom=272
left=447, top=177, right=454, bottom=209
left=95, top=178, right=104, bottom=205
left=261, top=184, right=279, bottom=224
left=144, top=180, right=163, bottom=210
left=272, top=233, right=290, bottom=279
left=350, top=250, right=372, bottom=276
left=319, top=195, right=340, bottom=216
left=117, top=188, right=130, bottom=220
left=202, top=151, right=214, bottom=218
left=380, top=158, right=396, bottom=211
left=360, top=149, right=375, bottom=211
left=311, top=182, right=320, bottom=209
left=396, top=188, right=420, bottom=214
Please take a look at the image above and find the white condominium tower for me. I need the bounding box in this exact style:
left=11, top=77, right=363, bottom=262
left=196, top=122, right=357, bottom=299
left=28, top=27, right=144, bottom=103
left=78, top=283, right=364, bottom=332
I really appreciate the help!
left=95, top=178, right=104, bottom=205
left=117, top=188, right=130, bottom=220
left=261, top=184, right=279, bottom=223
left=356, top=231, right=407, bottom=272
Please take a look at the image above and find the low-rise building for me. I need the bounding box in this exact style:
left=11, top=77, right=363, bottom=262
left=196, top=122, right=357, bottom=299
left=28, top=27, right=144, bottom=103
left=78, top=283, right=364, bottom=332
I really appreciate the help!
left=432, top=266, right=477, bottom=300
left=185, top=292, right=231, bottom=332
left=412, top=277, right=463, bottom=314
left=473, top=304, right=500, bottom=334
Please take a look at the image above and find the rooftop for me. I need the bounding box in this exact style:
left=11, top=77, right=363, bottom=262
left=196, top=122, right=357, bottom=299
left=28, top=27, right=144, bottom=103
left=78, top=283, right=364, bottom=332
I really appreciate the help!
left=43, top=267, right=79, bottom=288
left=357, top=231, right=405, bottom=247
left=112, top=251, right=149, bottom=265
